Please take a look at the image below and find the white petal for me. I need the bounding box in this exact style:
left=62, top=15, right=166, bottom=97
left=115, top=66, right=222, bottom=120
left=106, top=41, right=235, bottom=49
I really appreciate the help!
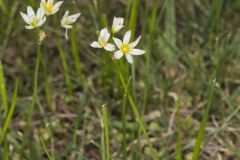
left=63, top=10, right=69, bottom=19
left=129, top=36, right=141, bottom=48
left=123, top=30, right=131, bottom=44
left=113, top=37, right=122, bottom=48
left=67, top=13, right=81, bottom=23
left=103, top=32, right=110, bottom=42
left=130, top=49, right=145, bottom=55
left=114, top=50, right=123, bottom=59
left=52, top=1, right=63, bottom=14
left=25, top=25, right=34, bottom=29
left=48, top=0, right=54, bottom=5
left=41, top=0, right=46, bottom=3
left=99, top=28, right=108, bottom=41
left=91, top=41, right=102, bottom=48
left=104, top=43, right=116, bottom=51
left=62, top=24, right=73, bottom=29
left=20, top=12, right=31, bottom=24
left=37, top=7, right=44, bottom=19
left=38, top=16, right=46, bottom=26
left=27, top=6, right=35, bottom=16
left=125, top=54, right=133, bottom=63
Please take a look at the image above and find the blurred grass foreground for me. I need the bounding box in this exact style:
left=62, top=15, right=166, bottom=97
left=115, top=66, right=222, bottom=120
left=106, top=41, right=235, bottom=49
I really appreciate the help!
left=0, top=0, right=240, bottom=160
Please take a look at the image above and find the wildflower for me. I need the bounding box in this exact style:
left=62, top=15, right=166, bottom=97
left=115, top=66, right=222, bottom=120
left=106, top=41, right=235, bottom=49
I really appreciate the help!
left=20, top=6, right=46, bottom=29
left=40, top=0, right=63, bottom=16
left=91, top=28, right=116, bottom=51
left=113, top=30, right=145, bottom=63
left=112, top=17, right=124, bottom=34
left=61, top=10, right=81, bottom=39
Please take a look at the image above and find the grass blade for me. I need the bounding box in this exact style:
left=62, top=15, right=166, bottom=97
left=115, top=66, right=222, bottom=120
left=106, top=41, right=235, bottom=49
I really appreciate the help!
left=102, top=105, right=110, bottom=160
left=0, top=79, right=19, bottom=145
left=176, top=100, right=182, bottom=160
left=192, top=81, right=215, bottom=160
left=0, top=61, right=8, bottom=111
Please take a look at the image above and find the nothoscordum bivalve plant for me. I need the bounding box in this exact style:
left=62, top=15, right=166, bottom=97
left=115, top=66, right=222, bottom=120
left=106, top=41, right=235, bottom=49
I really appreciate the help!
left=112, top=17, right=124, bottom=34
left=113, top=30, right=145, bottom=64
left=91, top=28, right=116, bottom=51
left=20, top=6, right=46, bottom=29
left=40, top=0, right=63, bottom=16
left=61, top=10, right=81, bottom=39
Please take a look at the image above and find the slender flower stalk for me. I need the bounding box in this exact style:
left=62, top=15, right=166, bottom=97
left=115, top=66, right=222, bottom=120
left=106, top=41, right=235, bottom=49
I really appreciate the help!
left=113, top=30, right=145, bottom=63
left=20, top=6, right=46, bottom=29
left=40, top=0, right=63, bottom=16
left=90, top=28, right=116, bottom=51
left=61, top=10, right=81, bottom=39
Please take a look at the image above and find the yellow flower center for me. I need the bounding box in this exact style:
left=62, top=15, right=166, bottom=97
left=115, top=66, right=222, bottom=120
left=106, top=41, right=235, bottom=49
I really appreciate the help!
left=31, top=16, right=39, bottom=27
left=120, top=44, right=131, bottom=54
left=42, top=2, right=54, bottom=14
left=98, top=39, right=106, bottom=47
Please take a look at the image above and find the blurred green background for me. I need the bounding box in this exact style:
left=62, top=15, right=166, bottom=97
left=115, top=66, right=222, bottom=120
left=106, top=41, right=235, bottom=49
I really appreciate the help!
left=0, top=0, right=240, bottom=159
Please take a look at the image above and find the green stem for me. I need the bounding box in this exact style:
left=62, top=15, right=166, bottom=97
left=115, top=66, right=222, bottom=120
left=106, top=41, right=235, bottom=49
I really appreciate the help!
left=56, top=39, right=73, bottom=96
left=102, top=105, right=110, bottom=160
left=114, top=61, right=158, bottom=160
left=0, top=61, right=8, bottom=112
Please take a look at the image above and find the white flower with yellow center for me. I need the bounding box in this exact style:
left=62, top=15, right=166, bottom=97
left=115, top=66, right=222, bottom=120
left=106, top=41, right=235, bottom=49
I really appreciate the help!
left=40, top=0, right=63, bottom=16
left=113, top=30, right=145, bottom=64
left=61, top=10, right=81, bottom=39
left=91, top=28, right=116, bottom=51
left=20, top=6, right=46, bottom=29
left=112, top=17, right=124, bottom=34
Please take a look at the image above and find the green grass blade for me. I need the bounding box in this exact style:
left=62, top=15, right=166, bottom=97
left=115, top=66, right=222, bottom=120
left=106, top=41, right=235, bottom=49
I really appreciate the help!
left=176, top=101, right=182, bottom=160
left=163, top=0, right=176, bottom=62
left=57, top=39, right=73, bottom=96
left=70, top=29, right=84, bottom=84
left=192, top=81, right=215, bottom=160
left=0, top=61, right=8, bottom=111
left=40, top=136, right=52, bottom=160
left=114, top=61, right=158, bottom=160
left=102, top=105, right=110, bottom=160
left=0, top=79, right=19, bottom=145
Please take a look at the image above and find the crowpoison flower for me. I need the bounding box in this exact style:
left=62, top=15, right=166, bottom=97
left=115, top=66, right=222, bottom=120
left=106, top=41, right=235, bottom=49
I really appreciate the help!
left=91, top=28, right=116, bottom=51
left=112, top=17, right=124, bottom=34
left=61, top=10, right=81, bottom=39
left=113, top=30, right=145, bottom=63
left=20, top=6, right=46, bottom=29
left=40, top=0, right=63, bottom=16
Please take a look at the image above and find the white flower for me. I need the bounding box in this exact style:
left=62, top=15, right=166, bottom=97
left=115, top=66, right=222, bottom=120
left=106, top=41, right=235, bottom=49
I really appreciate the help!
left=113, top=30, right=145, bottom=64
left=90, top=28, right=116, bottom=52
left=20, top=6, right=46, bottom=29
left=40, top=0, right=63, bottom=16
left=112, top=17, right=124, bottom=34
left=61, top=10, right=81, bottom=39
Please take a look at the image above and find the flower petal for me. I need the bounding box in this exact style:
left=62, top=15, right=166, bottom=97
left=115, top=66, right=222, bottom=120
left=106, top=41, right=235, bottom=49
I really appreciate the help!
left=99, top=28, right=108, bottom=41
left=63, top=10, right=69, bottom=19
left=25, top=25, right=34, bottom=29
left=130, top=49, right=145, bottom=55
left=62, top=24, right=73, bottom=29
left=52, top=1, right=63, bottom=14
left=113, top=37, right=122, bottom=48
left=91, top=41, right=102, bottom=48
left=125, top=54, right=133, bottom=63
left=104, top=43, right=116, bottom=51
left=27, top=6, right=35, bottom=16
left=67, top=13, right=81, bottom=22
left=129, top=36, right=141, bottom=48
left=20, top=12, right=31, bottom=24
left=103, top=32, right=110, bottom=42
left=38, top=16, right=46, bottom=27
left=123, top=30, right=131, bottom=44
left=114, top=50, right=124, bottom=59
left=37, top=7, right=44, bottom=19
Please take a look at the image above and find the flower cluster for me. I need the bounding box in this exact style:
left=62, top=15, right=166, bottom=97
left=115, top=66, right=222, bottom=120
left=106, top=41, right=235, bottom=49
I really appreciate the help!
left=91, top=17, right=145, bottom=64
left=20, top=0, right=81, bottom=39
